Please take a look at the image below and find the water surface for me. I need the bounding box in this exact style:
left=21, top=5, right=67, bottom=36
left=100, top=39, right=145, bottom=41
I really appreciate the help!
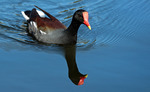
left=0, top=0, right=150, bottom=92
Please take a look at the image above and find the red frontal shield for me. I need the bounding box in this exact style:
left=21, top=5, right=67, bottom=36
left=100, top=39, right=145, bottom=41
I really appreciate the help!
left=83, top=12, right=91, bottom=30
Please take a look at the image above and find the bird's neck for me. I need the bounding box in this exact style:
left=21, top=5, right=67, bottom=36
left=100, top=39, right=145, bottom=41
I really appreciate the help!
left=66, top=19, right=81, bottom=36
left=64, top=45, right=82, bottom=77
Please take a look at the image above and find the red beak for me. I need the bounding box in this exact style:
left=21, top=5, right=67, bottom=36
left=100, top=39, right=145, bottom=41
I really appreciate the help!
left=83, top=12, right=91, bottom=30
left=78, top=74, right=88, bottom=85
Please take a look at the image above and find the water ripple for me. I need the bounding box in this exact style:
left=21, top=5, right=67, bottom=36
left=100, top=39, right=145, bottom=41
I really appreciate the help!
left=0, top=0, right=150, bottom=50
left=86, top=0, right=150, bottom=48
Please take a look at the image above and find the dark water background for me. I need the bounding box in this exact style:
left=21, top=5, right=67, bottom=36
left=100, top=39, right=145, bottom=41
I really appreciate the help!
left=0, top=0, right=150, bottom=92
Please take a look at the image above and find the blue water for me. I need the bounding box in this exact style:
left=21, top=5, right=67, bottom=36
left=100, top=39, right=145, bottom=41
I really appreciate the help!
left=0, top=0, right=150, bottom=92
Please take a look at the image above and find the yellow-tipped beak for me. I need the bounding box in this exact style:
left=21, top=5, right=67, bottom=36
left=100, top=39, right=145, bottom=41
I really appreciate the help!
left=85, top=74, right=88, bottom=78
left=88, top=26, right=91, bottom=30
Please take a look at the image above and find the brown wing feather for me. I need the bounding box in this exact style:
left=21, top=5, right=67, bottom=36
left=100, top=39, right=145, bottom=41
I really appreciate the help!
left=30, top=6, right=66, bottom=31
left=35, top=17, right=67, bottom=31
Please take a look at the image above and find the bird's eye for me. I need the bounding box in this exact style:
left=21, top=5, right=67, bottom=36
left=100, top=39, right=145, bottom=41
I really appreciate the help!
left=78, top=14, right=82, bottom=18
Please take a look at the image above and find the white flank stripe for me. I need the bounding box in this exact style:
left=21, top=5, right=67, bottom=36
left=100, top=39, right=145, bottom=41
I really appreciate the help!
left=30, top=21, right=38, bottom=30
left=21, top=11, right=29, bottom=20
left=40, top=30, right=46, bottom=35
left=30, top=21, right=33, bottom=25
left=32, top=22, right=37, bottom=29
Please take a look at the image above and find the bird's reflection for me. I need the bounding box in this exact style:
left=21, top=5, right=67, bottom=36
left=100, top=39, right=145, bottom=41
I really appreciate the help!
left=0, top=32, right=88, bottom=85
left=63, top=44, right=87, bottom=85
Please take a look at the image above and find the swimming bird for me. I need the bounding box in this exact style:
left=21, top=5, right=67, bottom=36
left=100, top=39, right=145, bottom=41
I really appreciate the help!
left=21, top=6, right=91, bottom=45
left=21, top=6, right=89, bottom=85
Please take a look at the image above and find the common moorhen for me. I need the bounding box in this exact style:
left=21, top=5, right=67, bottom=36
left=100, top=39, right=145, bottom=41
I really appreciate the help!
left=21, top=6, right=91, bottom=45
